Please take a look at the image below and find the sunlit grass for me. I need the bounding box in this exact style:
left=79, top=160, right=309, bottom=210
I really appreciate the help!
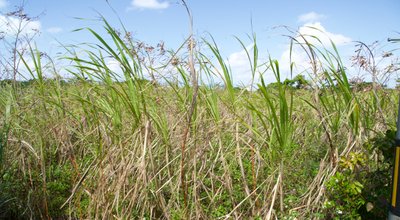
left=0, top=15, right=398, bottom=219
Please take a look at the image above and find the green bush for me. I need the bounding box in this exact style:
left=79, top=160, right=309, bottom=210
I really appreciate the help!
left=324, top=152, right=366, bottom=219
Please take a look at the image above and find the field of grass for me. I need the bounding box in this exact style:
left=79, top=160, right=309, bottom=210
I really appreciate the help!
left=0, top=15, right=399, bottom=219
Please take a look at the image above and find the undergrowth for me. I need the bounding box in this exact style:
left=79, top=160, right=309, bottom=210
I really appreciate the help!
left=0, top=4, right=399, bottom=219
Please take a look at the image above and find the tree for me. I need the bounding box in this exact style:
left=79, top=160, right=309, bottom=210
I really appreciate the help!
left=286, top=74, right=309, bottom=89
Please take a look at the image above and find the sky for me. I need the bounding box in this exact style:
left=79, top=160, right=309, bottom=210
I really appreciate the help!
left=0, top=0, right=399, bottom=86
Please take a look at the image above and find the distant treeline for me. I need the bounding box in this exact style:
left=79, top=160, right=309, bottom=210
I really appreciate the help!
left=0, top=75, right=389, bottom=91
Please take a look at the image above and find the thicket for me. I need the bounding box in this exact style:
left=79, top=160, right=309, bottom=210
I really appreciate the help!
left=0, top=1, right=399, bottom=219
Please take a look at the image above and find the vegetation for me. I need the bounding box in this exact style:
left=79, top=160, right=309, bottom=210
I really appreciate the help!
left=0, top=2, right=399, bottom=219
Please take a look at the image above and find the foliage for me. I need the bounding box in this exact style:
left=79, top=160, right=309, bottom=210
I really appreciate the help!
left=324, top=153, right=366, bottom=219
left=0, top=2, right=398, bottom=219
left=283, top=74, right=310, bottom=89
left=324, top=130, right=396, bottom=219
left=359, top=130, right=394, bottom=219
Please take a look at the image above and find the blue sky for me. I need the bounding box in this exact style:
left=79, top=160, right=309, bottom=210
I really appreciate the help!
left=0, top=0, right=399, bottom=85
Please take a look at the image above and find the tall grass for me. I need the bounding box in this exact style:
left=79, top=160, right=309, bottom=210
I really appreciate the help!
left=0, top=15, right=398, bottom=219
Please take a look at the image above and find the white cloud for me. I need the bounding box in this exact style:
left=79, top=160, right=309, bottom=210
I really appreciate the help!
left=228, top=44, right=253, bottom=70
left=298, top=12, right=326, bottom=23
left=106, top=59, right=123, bottom=74
left=224, top=43, right=267, bottom=87
left=218, top=22, right=353, bottom=86
left=16, top=54, right=57, bottom=81
left=130, top=0, right=169, bottom=10
left=0, top=14, right=41, bottom=79
left=298, top=22, right=351, bottom=46
left=46, top=27, right=63, bottom=34
left=279, top=22, right=352, bottom=76
left=16, top=56, right=37, bottom=80
left=279, top=45, right=312, bottom=77
left=0, top=15, right=41, bottom=36
left=227, top=44, right=253, bottom=84
left=0, top=0, right=7, bottom=8
left=104, top=58, right=140, bottom=81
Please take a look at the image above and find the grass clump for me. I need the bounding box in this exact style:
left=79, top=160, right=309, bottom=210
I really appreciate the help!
left=0, top=11, right=399, bottom=220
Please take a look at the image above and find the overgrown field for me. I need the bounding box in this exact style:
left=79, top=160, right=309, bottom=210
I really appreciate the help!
left=0, top=17, right=399, bottom=219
